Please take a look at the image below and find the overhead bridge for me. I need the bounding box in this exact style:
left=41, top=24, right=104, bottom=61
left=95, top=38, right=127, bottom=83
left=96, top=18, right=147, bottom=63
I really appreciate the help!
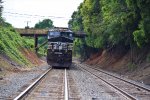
left=15, top=28, right=86, bottom=52
left=15, top=28, right=48, bottom=52
left=15, top=28, right=48, bottom=36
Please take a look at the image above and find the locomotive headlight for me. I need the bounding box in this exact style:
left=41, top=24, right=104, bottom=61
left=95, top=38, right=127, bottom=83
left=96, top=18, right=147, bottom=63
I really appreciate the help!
left=48, top=42, right=52, bottom=49
left=48, top=45, right=52, bottom=49
left=68, top=46, right=73, bottom=50
left=65, top=49, right=67, bottom=53
left=68, top=43, right=73, bottom=50
left=58, top=45, right=62, bottom=50
left=62, top=43, right=67, bottom=50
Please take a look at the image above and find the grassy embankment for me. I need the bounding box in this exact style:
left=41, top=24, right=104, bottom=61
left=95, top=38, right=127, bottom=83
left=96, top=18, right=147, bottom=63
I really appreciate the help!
left=0, top=26, right=29, bottom=64
left=0, top=24, right=43, bottom=70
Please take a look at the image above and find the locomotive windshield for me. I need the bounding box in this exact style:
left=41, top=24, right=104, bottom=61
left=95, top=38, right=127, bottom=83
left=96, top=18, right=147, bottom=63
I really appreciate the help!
left=48, top=31, right=60, bottom=39
left=61, top=32, right=73, bottom=38
left=48, top=31, right=73, bottom=40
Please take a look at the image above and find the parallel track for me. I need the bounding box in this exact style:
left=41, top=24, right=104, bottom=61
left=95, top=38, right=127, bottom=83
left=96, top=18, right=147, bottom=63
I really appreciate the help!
left=85, top=64, right=150, bottom=92
left=76, top=63, right=150, bottom=100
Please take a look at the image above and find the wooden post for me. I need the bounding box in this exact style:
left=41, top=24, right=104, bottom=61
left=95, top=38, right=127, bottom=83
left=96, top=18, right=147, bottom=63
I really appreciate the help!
left=34, top=34, right=38, bottom=53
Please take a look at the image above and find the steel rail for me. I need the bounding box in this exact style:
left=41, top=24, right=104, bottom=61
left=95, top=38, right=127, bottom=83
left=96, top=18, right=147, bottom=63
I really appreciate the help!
left=83, top=64, right=150, bottom=92
left=14, top=67, right=52, bottom=100
left=77, top=64, right=137, bottom=100
left=65, top=68, right=69, bottom=100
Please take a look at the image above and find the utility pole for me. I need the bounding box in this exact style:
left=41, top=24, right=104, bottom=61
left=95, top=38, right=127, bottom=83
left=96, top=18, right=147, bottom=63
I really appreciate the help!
left=25, top=21, right=31, bottom=29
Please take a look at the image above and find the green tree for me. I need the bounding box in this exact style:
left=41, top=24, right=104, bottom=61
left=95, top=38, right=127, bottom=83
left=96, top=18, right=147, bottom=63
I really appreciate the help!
left=0, top=0, right=2, bottom=16
left=0, top=0, right=4, bottom=25
left=70, top=0, right=150, bottom=60
left=130, top=0, right=150, bottom=47
left=69, top=3, right=84, bottom=32
left=69, top=3, right=87, bottom=58
left=34, top=19, right=54, bottom=29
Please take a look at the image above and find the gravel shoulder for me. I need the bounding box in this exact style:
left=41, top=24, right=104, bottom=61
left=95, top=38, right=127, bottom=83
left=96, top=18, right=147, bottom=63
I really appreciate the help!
left=0, top=63, right=50, bottom=99
left=70, top=63, right=127, bottom=100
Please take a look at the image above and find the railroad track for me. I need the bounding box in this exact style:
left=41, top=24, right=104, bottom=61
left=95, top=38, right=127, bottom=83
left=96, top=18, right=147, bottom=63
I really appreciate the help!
left=14, top=67, right=80, bottom=100
left=84, top=63, right=150, bottom=92
left=75, top=63, right=150, bottom=100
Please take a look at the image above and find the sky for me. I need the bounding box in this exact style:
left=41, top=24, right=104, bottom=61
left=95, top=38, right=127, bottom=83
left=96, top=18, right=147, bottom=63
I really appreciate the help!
left=2, top=0, right=83, bottom=28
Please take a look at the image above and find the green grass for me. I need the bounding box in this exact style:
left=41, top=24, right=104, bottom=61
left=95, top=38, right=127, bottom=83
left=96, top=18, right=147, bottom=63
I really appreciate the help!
left=0, top=26, right=31, bottom=65
left=23, top=37, right=47, bottom=56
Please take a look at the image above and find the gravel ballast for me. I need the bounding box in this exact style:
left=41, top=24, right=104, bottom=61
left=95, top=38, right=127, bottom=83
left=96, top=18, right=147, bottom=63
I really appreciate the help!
left=0, top=62, right=130, bottom=100
left=0, top=64, right=50, bottom=99
left=70, top=64, right=127, bottom=100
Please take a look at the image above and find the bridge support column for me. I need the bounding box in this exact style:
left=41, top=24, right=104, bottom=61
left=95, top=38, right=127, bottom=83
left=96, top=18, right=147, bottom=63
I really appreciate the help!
left=34, top=35, right=38, bottom=53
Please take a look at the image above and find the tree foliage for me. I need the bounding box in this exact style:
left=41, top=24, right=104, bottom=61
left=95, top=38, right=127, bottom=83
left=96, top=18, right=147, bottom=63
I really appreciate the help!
left=0, top=0, right=4, bottom=25
left=34, top=19, right=54, bottom=29
left=69, top=0, right=150, bottom=51
left=0, top=0, right=2, bottom=16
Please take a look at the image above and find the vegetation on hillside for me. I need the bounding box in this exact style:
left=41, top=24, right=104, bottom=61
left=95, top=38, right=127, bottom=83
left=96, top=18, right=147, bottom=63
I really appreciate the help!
left=0, top=1, right=53, bottom=66
left=0, top=1, right=31, bottom=65
left=69, top=0, right=150, bottom=60
left=0, top=24, right=31, bottom=65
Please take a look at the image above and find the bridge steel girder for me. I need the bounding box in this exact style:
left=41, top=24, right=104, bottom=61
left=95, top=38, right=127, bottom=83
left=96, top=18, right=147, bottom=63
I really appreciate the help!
left=20, top=34, right=47, bottom=53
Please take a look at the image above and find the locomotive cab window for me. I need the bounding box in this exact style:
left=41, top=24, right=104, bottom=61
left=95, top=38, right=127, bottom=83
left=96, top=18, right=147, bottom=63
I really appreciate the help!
left=61, top=32, right=73, bottom=39
left=48, top=31, right=60, bottom=39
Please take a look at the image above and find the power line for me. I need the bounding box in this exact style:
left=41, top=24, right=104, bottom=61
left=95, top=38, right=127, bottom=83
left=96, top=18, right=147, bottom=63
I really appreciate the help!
left=3, top=14, right=70, bottom=21
left=3, top=11, right=71, bottom=19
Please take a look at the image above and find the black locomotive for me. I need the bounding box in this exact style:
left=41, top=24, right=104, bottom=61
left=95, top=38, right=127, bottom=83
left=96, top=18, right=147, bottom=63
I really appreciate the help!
left=47, top=27, right=74, bottom=68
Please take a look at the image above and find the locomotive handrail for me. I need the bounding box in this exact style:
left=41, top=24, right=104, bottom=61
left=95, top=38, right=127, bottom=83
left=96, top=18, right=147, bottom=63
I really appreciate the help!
left=35, top=40, right=48, bottom=50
